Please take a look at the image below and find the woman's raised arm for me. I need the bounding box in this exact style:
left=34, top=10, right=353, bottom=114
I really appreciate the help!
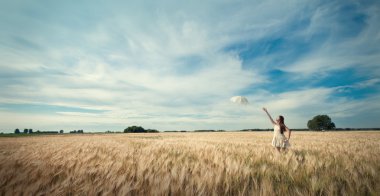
left=262, top=107, right=276, bottom=125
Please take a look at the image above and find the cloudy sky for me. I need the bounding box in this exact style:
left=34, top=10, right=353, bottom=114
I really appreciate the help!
left=0, top=0, right=379, bottom=132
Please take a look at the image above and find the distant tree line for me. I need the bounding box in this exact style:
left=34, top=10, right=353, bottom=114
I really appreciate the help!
left=69, top=130, right=84, bottom=134
left=8, top=118, right=380, bottom=135
left=104, top=130, right=124, bottom=133
left=333, top=128, right=380, bottom=131
left=36, top=131, right=59, bottom=134
left=15, top=128, right=35, bottom=134
left=193, top=130, right=226, bottom=132
left=240, top=129, right=272, bottom=132
left=14, top=128, right=34, bottom=134
left=14, top=128, right=60, bottom=134
left=123, top=126, right=158, bottom=133
left=13, top=129, right=86, bottom=134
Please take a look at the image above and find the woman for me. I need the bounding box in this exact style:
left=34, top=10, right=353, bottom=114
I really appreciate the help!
left=262, top=107, right=291, bottom=152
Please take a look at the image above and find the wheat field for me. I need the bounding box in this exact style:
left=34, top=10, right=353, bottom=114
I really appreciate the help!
left=0, top=131, right=379, bottom=195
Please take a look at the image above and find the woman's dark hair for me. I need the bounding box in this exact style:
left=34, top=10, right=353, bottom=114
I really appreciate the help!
left=278, top=115, right=286, bottom=134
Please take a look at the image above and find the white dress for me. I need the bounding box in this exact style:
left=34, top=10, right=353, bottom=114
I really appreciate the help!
left=272, top=124, right=291, bottom=148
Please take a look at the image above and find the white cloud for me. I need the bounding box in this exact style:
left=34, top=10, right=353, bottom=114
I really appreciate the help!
left=0, top=0, right=379, bottom=131
left=283, top=1, right=380, bottom=77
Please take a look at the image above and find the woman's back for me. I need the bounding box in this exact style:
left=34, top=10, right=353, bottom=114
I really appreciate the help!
left=273, top=124, right=282, bottom=136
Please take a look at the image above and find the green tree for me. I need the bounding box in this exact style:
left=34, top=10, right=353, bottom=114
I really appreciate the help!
left=23, top=128, right=28, bottom=134
left=307, top=115, right=336, bottom=131
left=124, top=126, right=145, bottom=133
left=146, top=129, right=159, bottom=133
left=28, top=129, right=33, bottom=134
left=15, top=128, right=20, bottom=134
left=60, top=130, right=64, bottom=134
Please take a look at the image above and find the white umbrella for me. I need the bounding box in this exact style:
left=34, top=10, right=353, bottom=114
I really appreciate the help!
left=230, top=96, right=249, bottom=105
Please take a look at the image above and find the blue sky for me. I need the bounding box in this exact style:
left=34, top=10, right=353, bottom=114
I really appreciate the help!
left=0, top=0, right=379, bottom=132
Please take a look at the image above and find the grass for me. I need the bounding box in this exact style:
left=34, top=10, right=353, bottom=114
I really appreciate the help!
left=0, top=131, right=379, bottom=195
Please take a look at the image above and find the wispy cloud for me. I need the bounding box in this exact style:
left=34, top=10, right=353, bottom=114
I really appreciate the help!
left=0, top=0, right=379, bottom=132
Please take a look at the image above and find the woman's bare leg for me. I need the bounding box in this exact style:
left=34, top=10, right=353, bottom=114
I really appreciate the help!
left=276, top=147, right=281, bottom=152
